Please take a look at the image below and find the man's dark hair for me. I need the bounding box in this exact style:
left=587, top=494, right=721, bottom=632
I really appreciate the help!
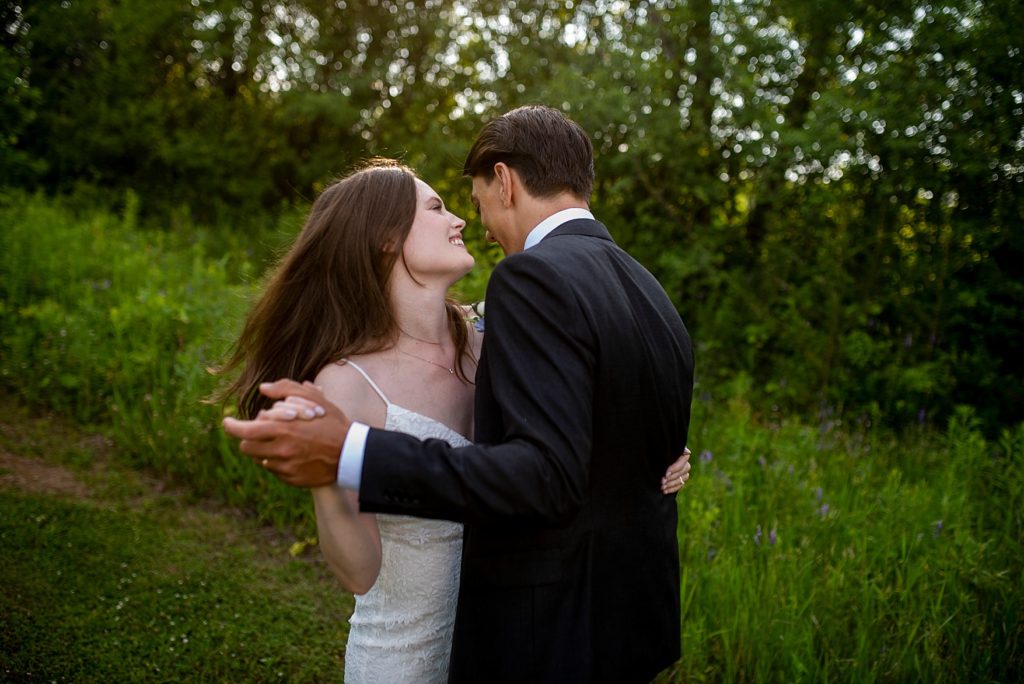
left=463, top=105, right=594, bottom=200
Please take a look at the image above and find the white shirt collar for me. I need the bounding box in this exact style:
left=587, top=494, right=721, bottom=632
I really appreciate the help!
left=523, top=208, right=595, bottom=251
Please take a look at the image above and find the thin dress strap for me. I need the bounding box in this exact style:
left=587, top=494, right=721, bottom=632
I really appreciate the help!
left=341, top=360, right=391, bottom=406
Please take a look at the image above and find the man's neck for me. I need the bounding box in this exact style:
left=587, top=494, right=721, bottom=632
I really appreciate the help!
left=519, top=198, right=588, bottom=233
left=507, top=194, right=589, bottom=254
left=522, top=207, right=596, bottom=252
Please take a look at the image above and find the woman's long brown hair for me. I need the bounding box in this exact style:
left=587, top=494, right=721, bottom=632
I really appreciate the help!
left=214, top=159, right=473, bottom=418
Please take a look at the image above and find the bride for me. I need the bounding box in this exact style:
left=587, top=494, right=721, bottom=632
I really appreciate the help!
left=218, top=159, right=689, bottom=682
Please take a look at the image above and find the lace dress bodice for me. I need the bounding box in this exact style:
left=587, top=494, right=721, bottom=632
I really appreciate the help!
left=342, top=362, right=468, bottom=684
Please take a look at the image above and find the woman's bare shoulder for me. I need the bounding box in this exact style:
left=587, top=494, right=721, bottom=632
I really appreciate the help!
left=314, top=358, right=388, bottom=428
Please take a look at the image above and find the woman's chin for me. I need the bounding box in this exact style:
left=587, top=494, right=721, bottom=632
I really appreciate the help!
left=446, top=259, right=475, bottom=285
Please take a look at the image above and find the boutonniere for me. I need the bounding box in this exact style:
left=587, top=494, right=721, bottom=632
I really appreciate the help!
left=468, top=301, right=485, bottom=332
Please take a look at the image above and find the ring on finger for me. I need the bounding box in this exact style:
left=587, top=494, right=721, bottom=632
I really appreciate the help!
left=678, top=475, right=684, bottom=486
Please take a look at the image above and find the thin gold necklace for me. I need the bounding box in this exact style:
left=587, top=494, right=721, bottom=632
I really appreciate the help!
left=396, top=347, right=455, bottom=374
left=399, top=326, right=445, bottom=345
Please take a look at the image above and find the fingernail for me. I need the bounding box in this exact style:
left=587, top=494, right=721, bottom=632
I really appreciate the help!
left=314, top=406, right=326, bottom=417
left=283, top=409, right=297, bottom=419
left=304, top=408, right=316, bottom=418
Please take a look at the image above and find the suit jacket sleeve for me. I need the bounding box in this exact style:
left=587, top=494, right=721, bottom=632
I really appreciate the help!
left=357, top=251, right=595, bottom=526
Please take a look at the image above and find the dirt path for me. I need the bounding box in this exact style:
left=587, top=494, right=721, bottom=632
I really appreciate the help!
left=0, top=396, right=183, bottom=507
left=0, top=397, right=301, bottom=553
left=0, top=447, right=93, bottom=498
left=0, top=399, right=110, bottom=499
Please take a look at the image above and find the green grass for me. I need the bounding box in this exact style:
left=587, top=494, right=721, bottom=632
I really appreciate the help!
left=0, top=190, right=314, bottom=532
left=0, top=403, right=353, bottom=683
left=662, top=393, right=1024, bottom=682
left=4, top=399, right=1018, bottom=684
left=1, top=492, right=352, bottom=682
left=1, top=192, right=1021, bottom=682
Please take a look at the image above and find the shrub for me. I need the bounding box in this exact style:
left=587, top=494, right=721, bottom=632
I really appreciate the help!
left=0, top=191, right=311, bottom=531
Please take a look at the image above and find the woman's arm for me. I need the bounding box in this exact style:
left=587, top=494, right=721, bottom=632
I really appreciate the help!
left=308, top=363, right=385, bottom=594
left=311, top=484, right=382, bottom=594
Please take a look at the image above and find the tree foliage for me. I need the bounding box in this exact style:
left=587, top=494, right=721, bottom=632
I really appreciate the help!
left=2, top=0, right=1021, bottom=430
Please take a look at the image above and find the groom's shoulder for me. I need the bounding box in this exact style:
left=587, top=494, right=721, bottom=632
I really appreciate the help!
left=492, top=243, right=565, bottom=280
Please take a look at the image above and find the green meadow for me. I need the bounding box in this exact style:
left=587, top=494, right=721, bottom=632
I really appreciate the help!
left=1, top=195, right=1020, bottom=682
left=0, top=398, right=352, bottom=683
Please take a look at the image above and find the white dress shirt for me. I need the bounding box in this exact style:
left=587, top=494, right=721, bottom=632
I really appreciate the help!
left=522, top=207, right=595, bottom=250
left=336, top=207, right=596, bottom=490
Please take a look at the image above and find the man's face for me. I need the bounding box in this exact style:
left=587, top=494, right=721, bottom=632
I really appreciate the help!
left=471, top=174, right=510, bottom=254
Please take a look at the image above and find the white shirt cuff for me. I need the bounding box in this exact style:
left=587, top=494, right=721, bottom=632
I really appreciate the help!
left=337, top=421, right=369, bottom=490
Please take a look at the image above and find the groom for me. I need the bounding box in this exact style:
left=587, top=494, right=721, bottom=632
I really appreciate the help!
left=225, top=106, right=694, bottom=683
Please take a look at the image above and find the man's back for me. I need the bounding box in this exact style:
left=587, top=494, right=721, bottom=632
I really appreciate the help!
left=454, top=218, right=694, bottom=683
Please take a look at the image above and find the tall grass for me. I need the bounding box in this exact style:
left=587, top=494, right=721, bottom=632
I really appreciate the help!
left=0, top=191, right=311, bottom=531
left=668, top=385, right=1023, bottom=681
left=2, top=192, right=1021, bottom=680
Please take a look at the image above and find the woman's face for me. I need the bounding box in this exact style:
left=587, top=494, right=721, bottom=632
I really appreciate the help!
left=400, top=179, right=474, bottom=284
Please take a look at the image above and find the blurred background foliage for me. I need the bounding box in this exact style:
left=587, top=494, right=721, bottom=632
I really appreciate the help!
left=3, top=0, right=1021, bottom=433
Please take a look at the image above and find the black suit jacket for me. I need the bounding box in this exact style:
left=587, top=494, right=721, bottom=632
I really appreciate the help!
left=359, top=219, right=694, bottom=683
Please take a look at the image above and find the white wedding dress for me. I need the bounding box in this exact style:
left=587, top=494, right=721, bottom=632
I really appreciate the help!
left=341, top=361, right=467, bottom=684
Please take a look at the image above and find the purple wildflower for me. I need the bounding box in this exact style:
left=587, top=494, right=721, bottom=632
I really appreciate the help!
left=715, top=468, right=732, bottom=485
left=918, top=408, right=926, bottom=425
left=753, top=525, right=762, bottom=545
left=818, top=503, right=830, bottom=517
left=814, top=487, right=823, bottom=502
left=769, top=527, right=777, bottom=546
left=933, top=520, right=943, bottom=538
left=757, top=455, right=767, bottom=468
left=700, top=450, right=713, bottom=463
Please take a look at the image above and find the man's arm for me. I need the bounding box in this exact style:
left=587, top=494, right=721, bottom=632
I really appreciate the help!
left=222, top=380, right=350, bottom=488
left=225, top=390, right=691, bottom=496
left=223, top=253, right=687, bottom=520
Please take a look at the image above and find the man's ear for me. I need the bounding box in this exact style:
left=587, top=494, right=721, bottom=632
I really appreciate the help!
left=493, top=162, right=515, bottom=208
